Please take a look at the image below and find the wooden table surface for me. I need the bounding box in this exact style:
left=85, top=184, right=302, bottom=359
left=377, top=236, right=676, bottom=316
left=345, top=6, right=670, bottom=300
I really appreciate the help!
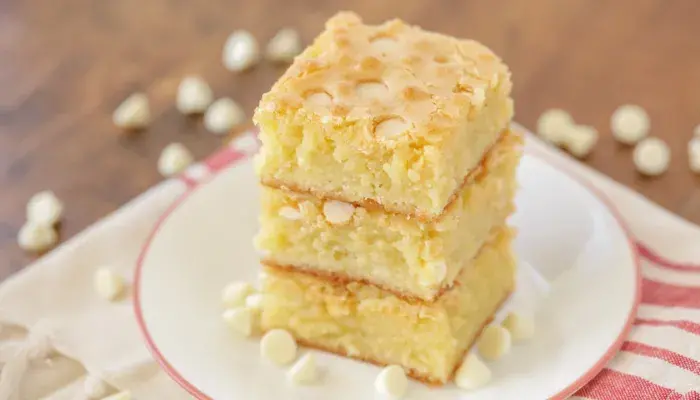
left=1, top=0, right=699, bottom=277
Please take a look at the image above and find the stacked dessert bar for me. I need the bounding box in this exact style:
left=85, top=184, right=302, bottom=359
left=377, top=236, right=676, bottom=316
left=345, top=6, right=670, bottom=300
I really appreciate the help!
left=253, top=12, right=521, bottom=385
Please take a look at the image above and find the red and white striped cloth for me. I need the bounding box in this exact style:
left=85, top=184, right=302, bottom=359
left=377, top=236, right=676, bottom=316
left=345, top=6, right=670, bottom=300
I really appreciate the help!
left=0, top=130, right=698, bottom=399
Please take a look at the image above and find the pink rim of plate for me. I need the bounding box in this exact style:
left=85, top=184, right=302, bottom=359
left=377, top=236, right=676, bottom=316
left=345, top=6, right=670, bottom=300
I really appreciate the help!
left=133, top=144, right=643, bottom=400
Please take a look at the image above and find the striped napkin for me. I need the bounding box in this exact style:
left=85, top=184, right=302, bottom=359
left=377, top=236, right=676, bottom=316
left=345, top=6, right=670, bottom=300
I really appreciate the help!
left=0, top=129, right=698, bottom=399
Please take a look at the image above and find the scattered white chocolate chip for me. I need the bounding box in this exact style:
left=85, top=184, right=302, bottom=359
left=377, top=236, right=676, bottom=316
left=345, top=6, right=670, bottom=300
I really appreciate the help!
left=501, top=312, right=535, bottom=342
left=375, top=118, right=411, bottom=139
left=633, top=137, right=670, bottom=176
left=536, top=109, right=573, bottom=145
left=223, top=308, right=254, bottom=337
left=113, top=93, right=150, bottom=129
left=266, top=28, right=302, bottom=63
left=371, top=37, right=397, bottom=54
left=221, top=281, right=256, bottom=308
left=322, top=200, right=355, bottom=224
left=287, top=353, right=318, bottom=385
left=94, top=268, right=126, bottom=301
left=470, top=87, right=486, bottom=108
left=279, top=206, right=302, bottom=220
left=454, top=353, right=491, bottom=390
left=477, top=324, right=512, bottom=361
left=83, top=375, right=109, bottom=399
left=17, top=222, right=58, bottom=253
left=26, top=190, right=63, bottom=226
left=565, top=125, right=598, bottom=158
left=103, top=391, right=131, bottom=400
left=611, top=104, right=650, bottom=145
left=223, top=30, right=260, bottom=72
left=204, top=98, right=245, bottom=135
left=689, top=137, right=700, bottom=173
left=176, top=76, right=213, bottom=115
left=260, top=329, right=297, bottom=366
left=157, top=143, right=194, bottom=177
left=230, top=131, right=260, bottom=155
left=245, top=293, right=264, bottom=311
left=375, top=365, right=408, bottom=399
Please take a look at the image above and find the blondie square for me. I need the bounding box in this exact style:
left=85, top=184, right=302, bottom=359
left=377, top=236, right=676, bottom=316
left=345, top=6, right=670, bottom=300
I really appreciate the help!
left=253, top=12, right=513, bottom=219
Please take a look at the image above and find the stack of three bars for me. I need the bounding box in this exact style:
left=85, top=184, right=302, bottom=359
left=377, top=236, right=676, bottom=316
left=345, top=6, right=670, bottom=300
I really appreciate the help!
left=253, top=12, right=522, bottom=385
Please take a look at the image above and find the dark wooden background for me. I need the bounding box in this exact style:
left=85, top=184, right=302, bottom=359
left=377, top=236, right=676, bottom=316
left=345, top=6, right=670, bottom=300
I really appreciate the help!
left=1, top=0, right=699, bottom=277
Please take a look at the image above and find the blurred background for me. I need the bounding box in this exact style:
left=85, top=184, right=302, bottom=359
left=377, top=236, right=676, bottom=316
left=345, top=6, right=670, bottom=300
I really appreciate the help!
left=1, top=0, right=700, bottom=273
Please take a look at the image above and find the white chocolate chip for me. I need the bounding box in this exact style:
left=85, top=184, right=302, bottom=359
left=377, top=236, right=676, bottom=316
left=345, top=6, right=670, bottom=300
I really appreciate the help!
left=83, top=375, right=109, bottom=399
left=287, top=353, right=318, bottom=385
left=102, top=391, right=131, bottom=400
left=221, top=281, right=256, bottom=308
left=223, top=30, right=260, bottom=72
left=501, top=312, right=535, bottom=342
left=17, top=222, right=58, bottom=253
left=113, top=93, right=150, bottom=129
left=689, top=137, right=700, bottom=173
left=375, top=118, right=411, bottom=139
left=304, top=92, right=333, bottom=107
left=158, top=143, right=194, bottom=177
left=611, top=104, right=650, bottom=145
left=245, top=293, right=264, bottom=311
left=536, top=109, right=573, bottom=145
left=279, top=206, right=302, bottom=220
left=375, top=365, right=408, bottom=399
left=266, top=28, right=302, bottom=63
left=222, top=308, right=254, bottom=337
left=94, top=268, right=126, bottom=301
left=633, top=137, right=670, bottom=176
left=565, top=125, right=598, bottom=158
left=176, top=76, right=213, bottom=115
left=371, top=38, right=397, bottom=54
left=356, top=81, right=388, bottom=100
left=454, top=353, right=491, bottom=390
left=322, top=200, right=355, bottom=224
left=260, top=329, right=297, bottom=366
left=26, top=191, right=63, bottom=226
left=477, top=324, right=512, bottom=361
left=471, top=87, right=486, bottom=108
left=204, top=98, right=245, bottom=135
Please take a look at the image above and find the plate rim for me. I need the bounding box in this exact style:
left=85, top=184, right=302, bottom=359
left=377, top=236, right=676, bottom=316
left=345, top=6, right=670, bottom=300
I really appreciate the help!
left=133, top=149, right=642, bottom=400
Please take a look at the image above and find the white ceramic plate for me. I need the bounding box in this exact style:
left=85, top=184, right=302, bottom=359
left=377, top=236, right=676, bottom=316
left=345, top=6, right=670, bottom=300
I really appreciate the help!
left=135, top=151, right=640, bottom=400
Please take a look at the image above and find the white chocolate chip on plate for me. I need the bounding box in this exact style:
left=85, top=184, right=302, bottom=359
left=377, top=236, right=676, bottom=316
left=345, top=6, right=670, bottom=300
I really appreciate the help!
left=222, top=308, right=254, bottom=337
left=113, top=93, right=150, bottom=130
left=633, top=137, right=670, bottom=176
left=245, top=293, right=264, bottom=311
left=279, top=206, right=302, bottom=220
left=223, top=30, right=260, bottom=72
left=611, top=104, right=650, bottom=145
left=287, top=353, right=318, bottom=385
left=454, top=353, right=491, bottom=390
left=176, top=75, right=213, bottom=115
left=260, top=329, right=297, bottom=365
left=83, top=374, right=110, bottom=399
left=221, top=281, right=256, bottom=308
left=204, top=98, right=245, bottom=135
left=477, top=324, right=512, bottom=361
left=536, top=109, right=573, bottom=145
left=501, top=312, right=535, bottom=342
left=157, top=143, right=194, bottom=177
left=26, top=190, right=64, bottom=226
left=266, top=28, right=302, bottom=63
left=689, top=137, right=700, bottom=173
left=94, top=268, right=126, bottom=301
left=375, top=365, right=408, bottom=399
left=17, top=222, right=58, bottom=253
left=323, top=200, right=355, bottom=224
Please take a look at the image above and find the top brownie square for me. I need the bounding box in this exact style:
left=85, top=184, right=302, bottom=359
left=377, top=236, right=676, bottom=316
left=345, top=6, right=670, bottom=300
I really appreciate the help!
left=254, top=12, right=513, bottom=219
